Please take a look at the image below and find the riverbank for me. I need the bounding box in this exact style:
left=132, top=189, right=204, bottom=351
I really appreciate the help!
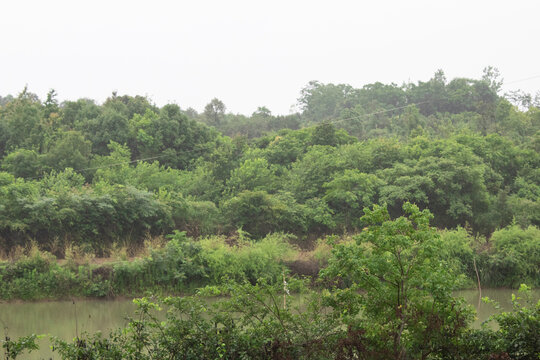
left=1, top=226, right=539, bottom=301
left=0, top=232, right=298, bottom=301
left=3, top=207, right=539, bottom=360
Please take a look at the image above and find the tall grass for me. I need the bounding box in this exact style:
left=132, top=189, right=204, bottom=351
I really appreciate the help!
left=199, top=232, right=296, bottom=284
left=1, top=225, right=538, bottom=301
left=0, top=232, right=298, bottom=300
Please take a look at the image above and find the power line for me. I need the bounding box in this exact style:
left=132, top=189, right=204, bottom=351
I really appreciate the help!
left=302, top=72, right=540, bottom=130
left=301, top=101, right=431, bottom=130
left=76, top=153, right=172, bottom=173
left=14, top=72, right=540, bottom=181
left=330, top=101, right=429, bottom=126
left=15, top=100, right=435, bottom=181
left=24, top=149, right=206, bottom=181
left=505, top=74, right=540, bottom=85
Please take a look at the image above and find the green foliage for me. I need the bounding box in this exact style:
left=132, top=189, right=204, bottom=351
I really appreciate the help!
left=46, top=282, right=536, bottom=360
left=287, top=145, right=346, bottom=201
left=1, top=149, right=41, bottom=178
left=298, top=80, right=360, bottom=123
left=48, top=282, right=344, bottom=360
left=203, top=98, right=226, bottom=126
left=380, top=138, right=492, bottom=232
left=80, top=102, right=129, bottom=155
left=24, top=214, right=538, bottom=360
left=199, top=233, right=294, bottom=284
left=322, top=203, right=474, bottom=359
left=222, top=190, right=305, bottom=238
left=323, top=170, right=382, bottom=230
left=438, top=228, right=475, bottom=282
left=479, top=225, right=540, bottom=287
left=3, top=202, right=539, bottom=359
left=0, top=250, right=84, bottom=300
left=1, top=74, right=539, bottom=289
left=311, top=122, right=338, bottom=146
left=42, top=130, right=92, bottom=172
left=225, top=157, right=276, bottom=195
left=491, top=285, right=540, bottom=359
left=216, top=110, right=301, bottom=139
left=0, top=88, right=44, bottom=155
left=146, top=104, right=216, bottom=169
left=2, top=334, right=40, bottom=360
left=458, top=284, right=540, bottom=359
left=0, top=174, right=171, bottom=254
left=508, top=175, right=540, bottom=227
left=111, top=231, right=206, bottom=294
left=0, top=232, right=297, bottom=300
left=173, top=198, right=221, bottom=237
left=260, top=129, right=311, bottom=166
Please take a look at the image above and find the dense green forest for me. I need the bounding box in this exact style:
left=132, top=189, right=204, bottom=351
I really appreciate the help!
left=1, top=70, right=539, bottom=295
left=1, top=69, right=538, bottom=250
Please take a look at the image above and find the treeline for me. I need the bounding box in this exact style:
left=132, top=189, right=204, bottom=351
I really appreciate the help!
left=0, top=69, right=539, bottom=257
left=197, top=67, right=539, bottom=140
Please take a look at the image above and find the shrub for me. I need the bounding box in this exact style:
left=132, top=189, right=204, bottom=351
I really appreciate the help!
left=199, top=232, right=296, bottom=284
left=483, top=225, right=540, bottom=287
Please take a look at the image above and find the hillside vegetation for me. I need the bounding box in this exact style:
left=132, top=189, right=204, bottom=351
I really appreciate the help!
left=0, top=69, right=539, bottom=295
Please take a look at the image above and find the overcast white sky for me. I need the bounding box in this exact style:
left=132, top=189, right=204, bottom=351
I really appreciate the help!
left=1, top=0, right=539, bottom=115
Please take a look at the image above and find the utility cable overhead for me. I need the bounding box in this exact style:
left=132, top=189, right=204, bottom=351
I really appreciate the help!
left=76, top=153, right=173, bottom=172
left=15, top=71, right=540, bottom=181
left=504, top=74, right=540, bottom=85
left=299, top=71, right=540, bottom=130
left=301, top=100, right=431, bottom=130
left=23, top=101, right=433, bottom=181
left=302, top=72, right=540, bottom=130
left=24, top=150, right=205, bottom=181
left=328, top=101, right=430, bottom=126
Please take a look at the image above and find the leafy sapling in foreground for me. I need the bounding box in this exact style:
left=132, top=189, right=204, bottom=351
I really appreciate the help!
left=322, top=202, right=474, bottom=359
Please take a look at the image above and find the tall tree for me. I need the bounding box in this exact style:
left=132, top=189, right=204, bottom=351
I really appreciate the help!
left=203, top=98, right=226, bottom=126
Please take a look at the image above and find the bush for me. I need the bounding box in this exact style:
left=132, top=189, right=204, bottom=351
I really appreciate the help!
left=321, top=203, right=475, bottom=358
left=0, top=250, right=88, bottom=300
left=199, top=232, right=296, bottom=284
left=492, top=285, right=540, bottom=359
left=439, top=228, right=475, bottom=283
left=482, top=225, right=540, bottom=287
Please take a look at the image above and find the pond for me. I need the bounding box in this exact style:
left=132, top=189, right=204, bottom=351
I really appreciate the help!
left=1, top=288, right=538, bottom=359
left=1, top=299, right=137, bottom=360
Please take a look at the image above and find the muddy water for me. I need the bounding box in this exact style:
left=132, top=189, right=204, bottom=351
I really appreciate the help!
left=1, top=300, right=138, bottom=359
left=454, top=288, right=540, bottom=328
left=1, top=289, right=538, bottom=359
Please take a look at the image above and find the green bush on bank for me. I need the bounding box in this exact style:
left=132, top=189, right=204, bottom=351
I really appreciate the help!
left=439, top=225, right=540, bottom=288
left=199, top=232, right=295, bottom=284
left=439, top=227, right=476, bottom=284
left=484, top=225, right=540, bottom=287
left=0, top=170, right=173, bottom=256
left=0, top=232, right=295, bottom=300
left=0, top=223, right=538, bottom=300
left=458, top=285, right=540, bottom=360
left=5, top=284, right=538, bottom=360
